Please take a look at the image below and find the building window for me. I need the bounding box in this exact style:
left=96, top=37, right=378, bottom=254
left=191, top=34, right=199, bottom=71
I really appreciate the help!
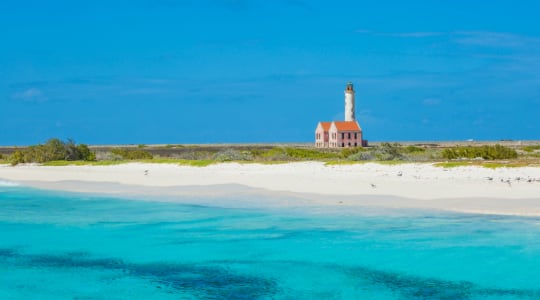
left=348, top=132, right=351, bottom=139
left=354, top=133, right=357, bottom=139
left=348, top=143, right=351, bottom=147
left=341, top=143, right=344, bottom=147
left=354, top=142, right=357, bottom=147
left=341, top=133, right=345, bottom=139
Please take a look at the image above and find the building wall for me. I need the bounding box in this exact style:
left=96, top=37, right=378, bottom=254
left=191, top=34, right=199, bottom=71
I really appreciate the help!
left=339, top=130, right=362, bottom=147
left=329, top=128, right=362, bottom=148
left=315, top=124, right=329, bottom=148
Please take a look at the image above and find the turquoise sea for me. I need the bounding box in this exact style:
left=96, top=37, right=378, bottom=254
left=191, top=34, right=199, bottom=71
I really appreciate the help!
left=1, top=183, right=540, bottom=299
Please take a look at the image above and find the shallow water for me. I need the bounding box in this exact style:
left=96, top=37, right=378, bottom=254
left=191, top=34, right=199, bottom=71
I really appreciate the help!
left=1, top=186, right=540, bottom=299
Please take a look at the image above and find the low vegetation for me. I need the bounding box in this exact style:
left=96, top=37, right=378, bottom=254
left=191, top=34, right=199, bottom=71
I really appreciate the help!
left=434, top=161, right=529, bottom=169
left=9, top=138, right=95, bottom=165
left=343, top=143, right=434, bottom=162
left=441, top=145, right=517, bottom=160
left=522, top=145, right=540, bottom=153
left=110, top=148, right=153, bottom=160
left=3, top=138, right=538, bottom=167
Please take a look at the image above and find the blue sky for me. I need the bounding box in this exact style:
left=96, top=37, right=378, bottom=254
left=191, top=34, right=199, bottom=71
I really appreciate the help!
left=1, top=0, right=539, bottom=145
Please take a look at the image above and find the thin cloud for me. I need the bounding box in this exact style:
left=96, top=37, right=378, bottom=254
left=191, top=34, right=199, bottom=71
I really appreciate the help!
left=452, top=31, right=540, bottom=48
left=383, top=32, right=443, bottom=38
left=12, top=88, right=48, bottom=102
left=355, top=30, right=444, bottom=38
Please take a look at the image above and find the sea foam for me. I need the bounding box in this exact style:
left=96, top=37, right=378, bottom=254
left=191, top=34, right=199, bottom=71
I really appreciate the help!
left=0, top=180, right=20, bottom=186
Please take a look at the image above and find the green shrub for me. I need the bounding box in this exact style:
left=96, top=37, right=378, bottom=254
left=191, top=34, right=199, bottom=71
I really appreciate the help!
left=284, top=148, right=339, bottom=160
left=213, top=149, right=253, bottom=162
left=44, top=138, right=67, bottom=161
left=403, top=145, right=425, bottom=153
left=174, top=150, right=213, bottom=160
left=260, top=148, right=288, bottom=161
left=110, top=148, right=153, bottom=160
left=77, top=144, right=96, bottom=161
left=373, top=143, right=404, bottom=161
left=340, top=147, right=365, bottom=159
left=64, top=140, right=96, bottom=161
left=10, top=150, right=25, bottom=166
left=347, top=151, right=374, bottom=161
left=7, top=138, right=97, bottom=165
left=441, top=145, right=517, bottom=160
left=249, top=149, right=266, bottom=157
left=522, top=145, right=540, bottom=153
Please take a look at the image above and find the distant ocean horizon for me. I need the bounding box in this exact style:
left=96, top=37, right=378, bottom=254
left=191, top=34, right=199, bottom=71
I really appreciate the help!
left=2, top=185, right=540, bottom=299
left=2, top=139, right=540, bottom=148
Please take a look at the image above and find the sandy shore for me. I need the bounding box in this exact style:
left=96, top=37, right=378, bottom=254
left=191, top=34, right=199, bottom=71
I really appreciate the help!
left=1, top=162, right=540, bottom=215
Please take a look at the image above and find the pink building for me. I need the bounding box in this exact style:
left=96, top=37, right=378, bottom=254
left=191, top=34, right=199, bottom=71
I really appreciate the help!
left=316, top=121, right=362, bottom=148
left=315, top=122, right=331, bottom=148
left=315, top=82, right=365, bottom=148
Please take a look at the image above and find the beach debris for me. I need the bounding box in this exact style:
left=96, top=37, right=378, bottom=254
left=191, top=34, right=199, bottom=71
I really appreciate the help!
left=486, top=177, right=493, bottom=181
left=505, top=179, right=512, bottom=187
left=397, top=171, right=403, bottom=177
left=370, top=183, right=377, bottom=188
left=144, top=170, right=149, bottom=175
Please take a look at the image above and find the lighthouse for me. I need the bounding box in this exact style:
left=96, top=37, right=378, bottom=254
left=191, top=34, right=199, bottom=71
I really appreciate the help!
left=344, top=81, right=355, bottom=121
left=315, top=81, right=364, bottom=148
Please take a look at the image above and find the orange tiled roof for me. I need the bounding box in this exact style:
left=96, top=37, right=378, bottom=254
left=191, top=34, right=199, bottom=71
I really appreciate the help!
left=333, top=121, right=360, bottom=131
left=319, top=122, right=332, bottom=131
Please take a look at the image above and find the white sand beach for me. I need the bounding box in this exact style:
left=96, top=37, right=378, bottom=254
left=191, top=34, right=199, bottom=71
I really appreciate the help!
left=1, top=162, right=540, bottom=216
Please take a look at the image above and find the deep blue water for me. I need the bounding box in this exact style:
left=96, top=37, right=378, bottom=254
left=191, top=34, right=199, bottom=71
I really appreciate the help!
left=1, top=184, right=540, bottom=299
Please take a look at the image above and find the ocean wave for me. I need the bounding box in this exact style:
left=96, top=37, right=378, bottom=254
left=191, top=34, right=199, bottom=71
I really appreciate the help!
left=0, top=180, right=20, bottom=187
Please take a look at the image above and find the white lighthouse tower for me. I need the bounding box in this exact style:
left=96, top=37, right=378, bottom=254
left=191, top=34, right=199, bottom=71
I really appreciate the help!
left=344, top=81, right=355, bottom=121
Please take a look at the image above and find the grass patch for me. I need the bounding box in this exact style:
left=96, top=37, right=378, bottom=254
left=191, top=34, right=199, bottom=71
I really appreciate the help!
left=373, top=160, right=410, bottom=165
left=176, top=159, right=216, bottom=167
left=43, top=160, right=127, bottom=166
left=434, top=161, right=532, bottom=168
left=238, top=160, right=290, bottom=165
left=325, top=160, right=366, bottom=166
left=110, top=148, right=153, bottom=160
left=284, top=148, right=340, bottom=160
left=522, top=145, right=540, bottom=153
left=137, top=158, right=217, bottom=167
left=433, top=161, right=471, bottom=168
left=139, top=158, right=186, bottom=164
left=43, top=158, right=217, bottom=167
left=325, top=160, right=415, bottom=166
left=441, top=145, right=517, bottom=160
left=482, top=162, right=527, bottom=169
